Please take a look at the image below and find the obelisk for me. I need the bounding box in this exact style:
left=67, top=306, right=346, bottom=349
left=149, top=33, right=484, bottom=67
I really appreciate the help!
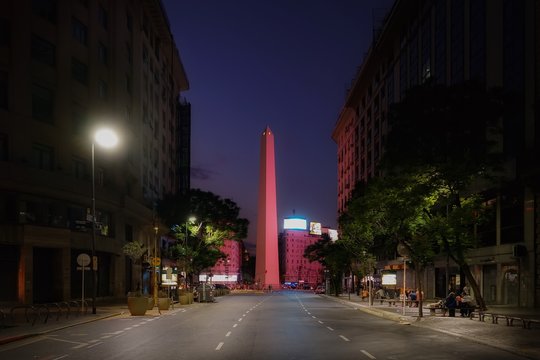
left=255, top=126, right=280, bottom=290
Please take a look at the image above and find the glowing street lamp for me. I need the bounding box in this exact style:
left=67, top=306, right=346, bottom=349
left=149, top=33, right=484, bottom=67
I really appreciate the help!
left=91, top=128, right=118, bottom=314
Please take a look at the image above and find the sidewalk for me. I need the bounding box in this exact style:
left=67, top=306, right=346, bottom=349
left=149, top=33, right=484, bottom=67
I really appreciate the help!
left=0, top=304, right=128, bottom=345
left=327, top=293, right=540, bottom=360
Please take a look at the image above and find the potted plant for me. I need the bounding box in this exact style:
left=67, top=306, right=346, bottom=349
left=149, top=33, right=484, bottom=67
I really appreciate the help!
left=123, top=240, right=148, bottom=315
left=127, top=291, right=148, bottom=316
left=157, top=290, right=170, bottom=311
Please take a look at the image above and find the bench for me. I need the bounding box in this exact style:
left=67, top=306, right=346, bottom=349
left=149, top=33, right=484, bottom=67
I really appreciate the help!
left=478, top=313, right=540, bottom=329
left=378, top=298, right=398, bottom=306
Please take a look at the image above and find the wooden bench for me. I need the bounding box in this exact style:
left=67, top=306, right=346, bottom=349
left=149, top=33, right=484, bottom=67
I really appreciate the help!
left=378, top=299, right=398, bottom=306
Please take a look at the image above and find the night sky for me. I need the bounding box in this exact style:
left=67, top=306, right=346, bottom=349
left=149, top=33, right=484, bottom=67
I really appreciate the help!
left=161, top=0, right=394, bottom=253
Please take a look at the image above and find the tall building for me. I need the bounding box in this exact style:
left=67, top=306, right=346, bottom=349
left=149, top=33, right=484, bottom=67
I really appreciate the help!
left=332, top=0, right=539, bottom=307
left=278, top=219, right=325, bottom=287
left=255, top=127, right=280, bottom=289
left=0, top=0, right=189, bottom=304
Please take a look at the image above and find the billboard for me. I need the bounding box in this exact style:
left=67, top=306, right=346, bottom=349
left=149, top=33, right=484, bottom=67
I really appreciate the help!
left=327, top=229, right=339, bottom=241
left=283, top=217, right=307, bottom=230
left=382, top=271, right=397, bottom=285
left=309, top=222, right=322, bottom=235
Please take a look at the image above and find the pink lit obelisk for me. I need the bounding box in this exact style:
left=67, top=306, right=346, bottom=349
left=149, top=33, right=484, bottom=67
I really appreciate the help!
left=255, top=126, right=280, bottom=289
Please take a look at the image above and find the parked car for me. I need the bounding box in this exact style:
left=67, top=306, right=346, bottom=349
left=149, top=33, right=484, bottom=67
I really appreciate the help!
left=314, top=286, right=325, bottom=294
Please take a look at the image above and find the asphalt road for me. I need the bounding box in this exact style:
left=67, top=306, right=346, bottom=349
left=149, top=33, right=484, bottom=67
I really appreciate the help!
left=0, top=291, right=529, bottom=360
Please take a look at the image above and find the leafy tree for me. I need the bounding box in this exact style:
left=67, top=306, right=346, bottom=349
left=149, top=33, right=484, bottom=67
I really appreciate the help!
left=304, top=234, right=353, bottom=296
left=157, top=189, right=249, bottom=286
left=379, top=81, right=505, bottom=310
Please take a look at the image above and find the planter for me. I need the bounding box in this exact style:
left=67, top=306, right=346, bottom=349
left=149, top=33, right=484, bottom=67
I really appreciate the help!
left=179, top=294, right=189, bottom=305
left=127, top=296, right=148, bottom=316
left=187, top=292, right=194, bottom=304
left=147, top=297, right=155, bottom=310
left=158, top=297, right=170, bottom=310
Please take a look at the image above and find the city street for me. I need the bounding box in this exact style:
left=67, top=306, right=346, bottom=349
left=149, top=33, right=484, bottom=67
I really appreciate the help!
left=0, top=291, right=530, bottom=360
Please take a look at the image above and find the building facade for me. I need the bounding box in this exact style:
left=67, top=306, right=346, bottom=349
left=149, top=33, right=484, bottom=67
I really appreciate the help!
left=202, top=239, right=244, bottom=286
left=279, top=229, right=324, bottom=287
left=332, top=0, right=539, bottom=307
left=0, top=0, right=189, bottom=304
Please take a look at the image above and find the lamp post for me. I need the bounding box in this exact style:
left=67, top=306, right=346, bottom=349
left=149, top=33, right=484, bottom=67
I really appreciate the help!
left=153, top=224, right=159, bottom=308
left=91, top=128, right=118, bottom=314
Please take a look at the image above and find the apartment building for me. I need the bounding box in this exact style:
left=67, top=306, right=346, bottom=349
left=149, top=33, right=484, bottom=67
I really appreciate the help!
left=332, top=0, right=539, bottom=307
left=0, top=0, right=190, bottom=304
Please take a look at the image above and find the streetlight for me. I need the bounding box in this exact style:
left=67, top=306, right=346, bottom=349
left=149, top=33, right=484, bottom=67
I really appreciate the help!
left=91, top=128, right=118, bottom=314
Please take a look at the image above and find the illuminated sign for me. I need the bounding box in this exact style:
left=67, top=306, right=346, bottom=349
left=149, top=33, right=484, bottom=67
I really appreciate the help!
left=328, top=229, right=338, bottom=241
left=382, top=272, right=397, bottom=285
left=283, top=218, right=307, bottom=230
left=309, top=222, right=322, bottom=235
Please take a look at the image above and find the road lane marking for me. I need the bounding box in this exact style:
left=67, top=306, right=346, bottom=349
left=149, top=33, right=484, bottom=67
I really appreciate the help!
left=52, top=355, right=69, bottom=360
left=318, top=320, right=324, bottom=324
left=361, top=350, right=376, bottom=359
left=87, top=342, right=104, bottom=348
left=233, top=323, right=238, bottom=327
left=45, top=336, right=86, bottom=346
left=216, top=342, right=224, bottom=350
left=238, top=318, right=243, bottom=322
left=326, top=326, right=334, bottom=331
left=312, top=316, right=317, bottom=319
left=226, top=331, right=232, bottom=337
left=339, top=335, right=350, bottom=342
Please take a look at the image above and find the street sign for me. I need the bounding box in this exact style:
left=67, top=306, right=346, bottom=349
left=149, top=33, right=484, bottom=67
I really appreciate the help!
left=151, top=257, right=161, bottom=266
left=77, top=266, right=90, bottom=271
left=77, top=253, right=91, bottom=267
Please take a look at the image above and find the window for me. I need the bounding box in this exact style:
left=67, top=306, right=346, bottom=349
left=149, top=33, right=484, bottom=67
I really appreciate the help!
left=98, top=4, right=108, bottom=29
left=434, top=0, right=447, bottom=84
left=72, top=58, right=88, bottom=84
left=450, top=0, right=464, bottom=84
left=126, top=11, right=133, bottom=32
left=0, top=17, right=10, bottom=47
left=72, top=103, right=87, bottom=134
left=0, top=71, right=7, bottom=110
left=469, top=0, right=486, bottom=82
left=72, top=156, right=86, bottom=179
left=126, top=74, right=132, bottom=94
left=32, top=143, right=54, bottom=170
left=31, top=34, right=55, bottom=66
left=98, top=42, right=107, bottom=65
left=72, top=17, right=87, bottom=45
left=98, top=80, right=108, bottom=99
left=126, top=42, right=132, bottom=64
left=32, top=0, right=56, bottom=23
left=0, top=133, right=8, bottom=161
left=32, top=84, right=54, bottom=123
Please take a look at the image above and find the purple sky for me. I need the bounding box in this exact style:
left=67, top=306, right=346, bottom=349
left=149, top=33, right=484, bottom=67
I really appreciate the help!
left=161, top=0, right=394, bottom=253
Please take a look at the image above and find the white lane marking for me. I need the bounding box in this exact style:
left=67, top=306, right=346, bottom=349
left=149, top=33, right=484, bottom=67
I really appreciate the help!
left=327, top=326, right=334, bottom=331
left=361, top=349, right=376, bottom=359
left=44, top=336, right=85, bottom=346
left=312, top=316, right=317, bottom=319
left=100, top=335, right=112, bottom=339
left=216, top=342, right=224, bottom=350
left=307, top=312, right=311, bottom=315
left=72, top=343, right=89, bottom=349
left=243, top=314, right=246, bottom=317
left=87, top=342, right=104, bottom=348
left=102, top=331, right=123, bottom=335
left=52, top=355, right=69, bottom=360
left=339, top=335, right=350, bottom=342
left=233, top=323, right=238, bottom=327
left=226, top=331, right=232, bottom=337
left=132, top=324, right=140, bottom=327
left=238, top=318, right=243, bottom=322
left=318, top=320, right=324, bottom=324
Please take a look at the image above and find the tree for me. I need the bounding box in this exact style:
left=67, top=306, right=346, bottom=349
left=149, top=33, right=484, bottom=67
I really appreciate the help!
left=304, top=234, right=353, bottom=297
left=340, top=174, right=441, bottom=315
left=380, top=81, right=505, bottom=310
left=157, top=189, right=249, bottom=286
